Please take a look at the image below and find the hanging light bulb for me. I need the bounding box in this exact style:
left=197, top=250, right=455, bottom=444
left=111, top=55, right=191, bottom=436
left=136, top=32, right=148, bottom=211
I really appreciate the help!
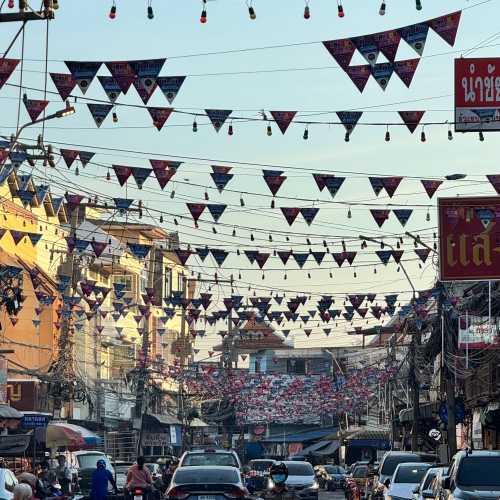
left=192, top=119, right=198, bottom=132
left=200, top=1, right=207, bottom=23
left=232, top=228, right=236, bottom=237
left=337, top=0, right=344, bottom=17
left=212, top=227, right=217, bottom=234
left=448, top=127, right=453, bottom=140
left=385, top=126, right=390, bottom=142
left=240, top=194, right=245, bottom=207
left=159, top=215, right=163, bottom=223
left=75, top=166, right=80, bottom=176
left=204, top=191, right=209, bottom=201
left=147, top=2, right=154, bottom=19
left=303, top=127, right=309, bottom=140
left=347, top=206, right=352, bottom=219
left=270, top=198, right=275, bottom=209
left=170, top=189, right=175, bottom=199
left=307, top=272, right=311, bottom=279
left=353, top=271, right=357, bottom=278
left=284, top=273, right=287, bottom=280
left=228, top=123, right=233, bottom=136
left=426, top=210, right=430, bottom=222
left=415, top=0, right=422, bottom=10
left=250, top=233, right=254, bottom=241
left=248, top=3, right=256, bottom=20
left=109, top=1, right=117, bottom=19
left=479, top=130, right=485, bottom=142
left=304, top=2, right=310, bottom=19
left=174, top=218, right=178, bottom=225
left=329, top=272, right=333, bottom=278
left=379, top=1, right=386, bottom=15
left=112, top=111, right=118, bottom=123
left=267, top=123, right=272, bottom=136
left=106, top=169, right=111, bottom=181
left=374, top=267, right=377, bottom=274
left=420, top=127, right=426, bottom=143
left=344, top=131, right=350, bottom=142
left=269, top=234, right=273, bottom=242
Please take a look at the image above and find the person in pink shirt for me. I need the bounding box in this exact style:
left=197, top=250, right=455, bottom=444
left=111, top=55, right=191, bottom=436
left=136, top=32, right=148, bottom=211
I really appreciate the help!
left=126, top=457, right=152, bottom=498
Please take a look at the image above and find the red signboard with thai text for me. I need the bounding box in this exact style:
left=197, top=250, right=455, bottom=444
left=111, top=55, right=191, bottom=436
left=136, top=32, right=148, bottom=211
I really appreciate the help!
left=439, top=197, right=500, bottom=281
left=454, top=58, right=500, bottom=132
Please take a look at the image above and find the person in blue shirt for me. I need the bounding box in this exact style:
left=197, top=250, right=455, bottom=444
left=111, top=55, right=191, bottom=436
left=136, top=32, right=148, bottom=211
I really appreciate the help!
left=91, top=459, right=118, bottom=500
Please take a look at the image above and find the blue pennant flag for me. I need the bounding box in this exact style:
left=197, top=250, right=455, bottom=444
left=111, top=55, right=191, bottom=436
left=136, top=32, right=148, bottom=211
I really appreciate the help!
left=17, top=190, right=34, bottom=206
left=87, top=103, right=113, bottom=128
left=113, top=198, right=134, bottom=212
left=32, top=320, right=41, bottom=328
left=9, top=151, right=27, bottom=167
left=65, top=61, right=102, bottom=94
left=127, top=243, right=152, bottom=259
left=337, top=111, right=363, bottom=134
left=393, top=209, right=413, bottom=226
left=28, top=233, right=42, bottom=246
left=376, top=250, right=393, bottom=265
left=0, top=163, right=14, bottom=185
left=196, top=247, right=209, bottom=261
left=293, top=253, right=309, bottom=268
left=75, top=239, right=90, bottom=252
left=130, top=167, right=151, bottom=189
left=157, top=75, right=186, bottom=104
left=98, top=75, right=122, bottom=103
left=205, top=109, right=232, bottom=133
left=210, top=172, right=233, bottom=192
left=210, top=248, right=228, bottom=267
left=207, top=204, right=227, bottom=223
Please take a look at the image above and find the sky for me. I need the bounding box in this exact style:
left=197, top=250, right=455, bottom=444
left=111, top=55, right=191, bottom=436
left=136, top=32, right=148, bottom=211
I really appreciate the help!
left=1, top=0, right=499, bottom=356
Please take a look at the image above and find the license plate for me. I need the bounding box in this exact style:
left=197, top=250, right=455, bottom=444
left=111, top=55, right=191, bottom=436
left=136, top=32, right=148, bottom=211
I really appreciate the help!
left=134, top=496, right=142, bottom=500
left=198, top=496, right=217, bottom=500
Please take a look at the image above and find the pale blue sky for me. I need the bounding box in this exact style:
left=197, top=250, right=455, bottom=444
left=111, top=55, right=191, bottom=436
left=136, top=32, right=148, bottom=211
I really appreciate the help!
left=1, top=0, right=499, bottom=351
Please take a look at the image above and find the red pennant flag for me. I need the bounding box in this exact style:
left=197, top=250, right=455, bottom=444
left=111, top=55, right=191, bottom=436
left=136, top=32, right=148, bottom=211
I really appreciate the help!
left=24, top=98, right=48, bottom=122
left=415, top=248, right=431, bottom=263
left=60, top=149, right=79, bottom=168
left=345, top=251, right=357, bottom=265
left=175, top=249, right=192, bottom=266
left=0, top=58, right=19, bottom=90
left=421, top=179, right=443, bottom=198
left=486, top=175, right=500, bottom=195
left=398, top=110, right=425, bottom=133
left=393, top=58, right=420, bottom=88
left=427, top=11, right=461, bottom=47
left=382, top=177, right=403, bottom=198
left=263, top=175, right=286, bottom=196
left=255, top=253, right=270, bottom=269
left=313, top=174, right=327, bottom=191
left=150, top=160, right=177, bottom=189
left=105, top=61, right=137, bottom=94
left=280, top=207, right=301, bottom=226
left=392, top=250, right=404, bottom=264
left=344, top=65, right=371, bottom=93
left=277, top=251, right=292, bottom=265
left=370, top=209, right=390, bottom=228
left=147, top=107, right=173, bottom=131
left=91, top=240, right=107, bottom=258
left=270, top=111, right=296, bottom=134
left=322, top=39, right=356, bottom=69
left=186, top=203, right=206, bottom=222
left=373, top=30, right=401, bottom=62
left=133, top=78, right=158, bottom=105
left=50, top=73, right=77, bottom=100
left=112, top=165, right=133, bottom=186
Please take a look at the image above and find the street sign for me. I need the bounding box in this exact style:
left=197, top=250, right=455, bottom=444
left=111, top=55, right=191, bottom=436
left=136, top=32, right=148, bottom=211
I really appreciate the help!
left=438, top=196, right=500, bottom=281
left=455, top=58, right=500, bottom=132
left=458, top=315, right=500, bottom=349
left=428, top=429, right=442, bottom=441
left=21, top=414, right=49, bottom=429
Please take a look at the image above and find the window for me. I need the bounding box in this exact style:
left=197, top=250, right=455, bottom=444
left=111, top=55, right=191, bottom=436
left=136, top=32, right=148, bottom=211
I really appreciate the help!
left=112, top=275, right=133, bottom=292
left=182, top=453, right=239, bottom=468
left=140, top=269, right=148, bottom=294
left=457, top=457, right=500, bottom=487
left=287, top=358, right=306, bottom=375
left=174, top=468, right=239, bottom=484
left=164, top=267, right=172, bottom=297
left=177, top=272, right=185, bottom=292
left=394, top=465, right=430, bottom=484
left=286, top=463, right=314, bottom=476
left=352, top=465, right=368, bottom=479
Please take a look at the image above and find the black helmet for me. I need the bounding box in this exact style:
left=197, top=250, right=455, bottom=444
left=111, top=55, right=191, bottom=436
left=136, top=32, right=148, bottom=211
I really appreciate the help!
left=269, top=462, right=288, bottom=485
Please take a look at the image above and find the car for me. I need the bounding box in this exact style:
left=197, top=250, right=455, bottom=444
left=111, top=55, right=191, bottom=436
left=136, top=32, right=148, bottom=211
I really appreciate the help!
left=179, top=449, right=242, bottom=469
left=271, top=461, right=319, bottom=500
left=166, top=466, right=249, bottom=499
left=373, top=452, right=437, bottom=499
left=114, top=462, right=134, bottom=490
left=384, top=462, right=432, bottom=500
left=247, top=459, right=274, bottom=491
left=322, top=465, right=346, bottom=491
left=347, top=462, right=370, bottom=498
left=412, top=467, right=448, bottom=500
left=440, top=449, right=500, bottom=499
left=0, top=468, right=18, bottom=499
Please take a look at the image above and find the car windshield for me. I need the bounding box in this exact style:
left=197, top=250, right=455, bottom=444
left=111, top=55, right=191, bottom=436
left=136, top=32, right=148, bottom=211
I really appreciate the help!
left=457, top=457, right=500, bottom=487
left=325, top=466, right=344, bottom=474
left=250, top=462, right=273, bottom=472
left=182, top=453, right=238, bottom=467
left=394, top=465, right=430, bottom=484
left=352, top=466, right=368, bottom=478
left=175, top=469, right=239, bottom=484
left=286, top=463, right=314, bottom=476
left=76, top=454, right=112, bottom=470
left=381, top=455, right=422, bottom=476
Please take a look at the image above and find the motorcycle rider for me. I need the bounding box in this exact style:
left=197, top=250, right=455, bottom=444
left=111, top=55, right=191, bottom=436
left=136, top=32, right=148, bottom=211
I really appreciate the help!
left=90, top=459, right=118, bottom=500
left=264, top=462, right=291, bottom=500
left=126, top=457, right=152, bottom=500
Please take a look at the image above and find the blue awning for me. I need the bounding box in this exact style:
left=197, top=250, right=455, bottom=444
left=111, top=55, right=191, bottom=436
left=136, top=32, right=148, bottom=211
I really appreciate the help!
left=348, top=438, right=390, bottom=449
left=263, top=426, right=338, bottom=443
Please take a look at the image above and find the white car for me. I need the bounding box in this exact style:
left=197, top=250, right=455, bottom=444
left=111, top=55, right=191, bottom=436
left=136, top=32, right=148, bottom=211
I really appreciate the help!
left=179, top=448, right=242, bottom=469
left=385, top=462, right=432, bottom=500
left=0, top=468, right=18, bottom=499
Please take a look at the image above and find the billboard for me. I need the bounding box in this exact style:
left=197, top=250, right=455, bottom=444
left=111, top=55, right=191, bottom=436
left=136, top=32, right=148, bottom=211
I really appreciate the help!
left=455, top=58, right=500, bottom=132
left=438, top=196, right=500, bottom=281
left=458, top=315, right=500, bottom=349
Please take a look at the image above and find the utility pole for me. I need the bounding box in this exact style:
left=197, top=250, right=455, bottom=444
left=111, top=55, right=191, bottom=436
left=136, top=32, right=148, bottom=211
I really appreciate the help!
left=0, top=1, right=56, bottom=24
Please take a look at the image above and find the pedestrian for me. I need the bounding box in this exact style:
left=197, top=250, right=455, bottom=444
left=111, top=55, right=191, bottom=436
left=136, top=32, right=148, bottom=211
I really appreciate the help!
left=13, top=484, right=34, bottom=500
left=55, top=455, right=72, bottom=495
left=90, top=459, right=118, bottom=500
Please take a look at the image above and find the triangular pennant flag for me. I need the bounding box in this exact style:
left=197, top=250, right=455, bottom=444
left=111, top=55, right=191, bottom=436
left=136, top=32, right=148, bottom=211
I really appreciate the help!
left=263, top=174, right=287, bottom=196
left=127, top=243, right=152, bottom=259
left=393, top=209, right=413, bottom=227
left=207, top=204, right=227, bottom=223
left=421, top=179, right=443, bottom=198
left=113, top=165, right=133, bottom=186
left=205, top=109, right=232, bottom=132
left=369, top=177, right=385, bottom=196
left=244, top=250, right=258, bottom=264
left=186, top=203, right=206, bottom=222
left=10, top=230, right=25, bottom=244
left=344, top=65, right=371, bottom=93
left=65, top=61, right=101, bottom=94
left=277, top=251, right=292, bottom=265
left=324, top=176, right=345, bottom=198
left=293, top=253, right=309, bottom=269
left=79, top=151, right=95, bottom=167
left=392, top=250, right=404, bottom=264
left=280, top=207, right=301, bottom=226
left=304, top=329, right=312, bottom=337
left=322, top=38, right=356, bottom=69
left=398, top=110, right=425, bottom=133
left=373, top=30, right=401, bottom=62
left=196, top=247, right=209, bottom=261
left=270, top=111, right=297, bottom=134
left=24, top=98, right=49, bottom=122
left=398, top=23, right=429, bottom=56
left=60, top=149, right=79, bottom=168
left=427, top=11, right=461, bottom=47
left=323, top=328, right=331, bottom=336
left=91, top=240, right=107, bottom=258
left=50, top=73, right=76, bottom=100
left=351, top=35, right=379, bottom=66
left=370, top=62, right=394, bottom=91
left=345, top=251, right=357, bottom=265
left=255, top=252, right=270, bottom=269
left=147, top=107, right=174, bottom=131
left=300, top=207, right=319, bottom=226
left=486, top=175, right=500, bottom=195
left=376, top=250, right=392, bottom=265
left=87, top=103, right=113, bottom=127
left=17, top=190, right=34, bottom=207
left=415, top=248, right=431, bottom=263
left=150, top=159, right=179, bottom=189
left=129, top=58, right=165, bottom=103
left=105, top=61, right=137, bottom=94
left=97, top=75, right=122, bottom=103
left=157, top=76, right=186, bottom=104
left=370, top=209, right=390, bottom=228
left=175, top=249, right=192, bottom=266
left=113, top=197, right=134, bottom=212
left=210, top=167, right=233, bottom=192
left=393, top=58, right=420, bottom=88
left=210, top=248, right=228, bottom=267
left=28, top=233, right=42, bottom=246
left=312, top=252, right=326, bottom=265
left=337, top=111, right=363, bottom=134
left=382, top=177, right=403, bottom=198
left=130, top=166, right=151, bottom=189
left=0, top=58, right=19, bottom=90
left=313, top=174, right=327, bottom=191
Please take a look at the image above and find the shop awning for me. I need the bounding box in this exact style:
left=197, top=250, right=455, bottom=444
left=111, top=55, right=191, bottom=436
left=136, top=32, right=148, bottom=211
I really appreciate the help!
left=263, top=425, right=338, bottom=443
left=189, top=418, right=209, bottom=428
left=399, top=401, right=440, bottom=423
left=300, top=440, right=330, bottom=455
left=147, top=413, right=182, bottom=426
left=0, top=405, right=23, bottom=419
left=0, top=433, right=31, bottom=456
left=314, top=440, right=340, bottom=456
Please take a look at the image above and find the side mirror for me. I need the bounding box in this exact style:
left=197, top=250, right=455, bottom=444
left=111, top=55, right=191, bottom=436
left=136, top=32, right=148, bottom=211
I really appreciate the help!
left=412, top=486, right=420, bottom=494
left=441, top=476, right=451, bottom=490
left=422, top=490, right=434, bottom=498
left=384, top=478, right=391, bottom=488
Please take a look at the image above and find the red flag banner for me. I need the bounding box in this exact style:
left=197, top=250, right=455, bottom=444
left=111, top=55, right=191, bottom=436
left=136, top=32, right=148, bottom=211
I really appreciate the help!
left=112, top=165, right=133, bottom=186
left=427, top=11, right=461, bottom=47
left=150, top=160, right=177, bottom=189
left=263, top=174, right=287, bottom=196
left=373, top=30, right=401, bottom=62
left=344, top=65, right=371, bottom=93
left=421, top=179, right=443, bottom=198
left=322, top=39, right=356, bottom=69
left=147, top=107, right=174, bottom=131
left=393, top=58, right=420, bottom=88
left=270, top=111, right=297, bottom=134
left=382, top=177, right=403, bottom=198
left=60, top=149, right=80, bottom=168
left=280, top=207, right=301, bottom=226
left=370, top=209, right=390, bottom=228
left=398, top=110, right=425, bottom=133
left=105, top=61, right=137, bottom=94
left=50, top=73, right=77, bottom=100
left=0, top=58, right=19, bottom=90
left=186, top=203, right=206, bottom=222
left=24, top=99, right=49, bottom=122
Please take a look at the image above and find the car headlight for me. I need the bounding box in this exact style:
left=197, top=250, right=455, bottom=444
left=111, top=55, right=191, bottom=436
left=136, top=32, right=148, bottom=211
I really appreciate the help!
left=268, top=480, right=275, bottom=489
left=310, top=481, right=319, bottom=490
